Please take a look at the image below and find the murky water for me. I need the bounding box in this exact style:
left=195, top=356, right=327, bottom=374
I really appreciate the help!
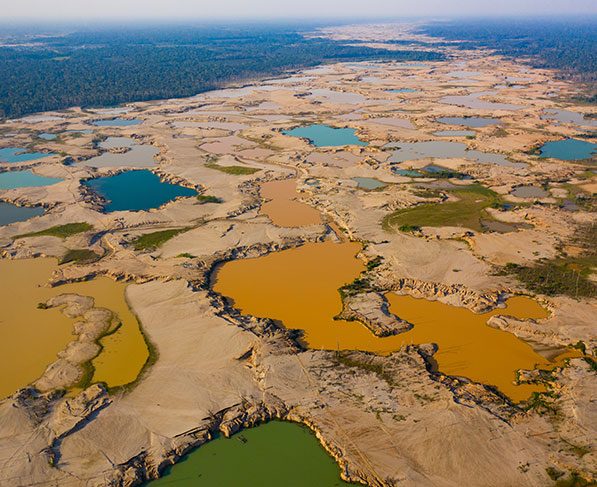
left=352, top=177, right=386, bottom=189
left=0, top=147, right=56, bottom=163
left=214, top=241, right=552, bottom=401
left=510, top=186, right=548, bottom=198
left=0, top=202, right=44, bottom=226
left=437, top=117, right=501, bottom=127
left=38, top=133, right=57, bottom=141
left=79, top=137, right=160, bottom=168
left=92, top=118, right=142, bottom=127
left=433, top=130, right=476, bottom=137
left=541, top=109, right=597, bottom=128
left=284, top=125, right=368, bottom=147
left=480, top=220, right=533, bottom=233
left=0, top=170, right=63, bottom=189
left=384, top=141, right=525, bottom=167
left=259, top=179, right=321, bottom=227
left=0, top=258, right=147, bottom=398
left=439, top=91, right=524, bottom=110
left=307, top=89, right=368, bottom=105
left=145, top=421, right=355, bottom=487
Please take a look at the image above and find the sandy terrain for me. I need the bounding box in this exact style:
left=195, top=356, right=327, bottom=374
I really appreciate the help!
left=0, top=22, right=595, bottom=487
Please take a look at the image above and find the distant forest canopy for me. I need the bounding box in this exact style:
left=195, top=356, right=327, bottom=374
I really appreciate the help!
left=420, top=17, right=597, bottom=101
left=0, top=23, right=444, bottom=119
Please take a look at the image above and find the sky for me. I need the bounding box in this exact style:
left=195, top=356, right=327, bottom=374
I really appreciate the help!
left=3, top=0, right=597, bottom=20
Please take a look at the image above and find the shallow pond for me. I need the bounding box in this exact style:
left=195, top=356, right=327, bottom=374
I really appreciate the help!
left=510, top=186, right=548, bottom=198
left=307, top=89, right=368, bottom=105
left=384, top=141, right=524, bottom=167
left=0, top=202, right=44, bottom=226
left=79, top=137, right=159, bottom=168
left=38, top=133, right=57, bottom=141
left=541, top=109, right=597, bottom=128
left=480, top=220, right=533, bottom=233
left=0, top=147, right=56, bottom=163
left=539, top=139, right=597, bottom=160
left=172, top=121, right=248, bottom=131
left=393, top=169, right=424, bottom=177
left=437, top=117, right=501, bottom=128
left=284, top=125, right=368, bottom=147
left=352, top=177, right=386, bottom=189
left=446, top=70, right=485, bottom=78
left=147, top=421, right=354, bottom=487
left=366, top=118, right=413, bottom=129
left=259, top=179, right=321, bottom=227
left=439, top=91, right=524, bottom=110
left=433, top=130, right=476, bottom=137
left=92, top=118, right=143, bottom=127
left=0, top=258, right=148, bottom=399
left=395, top=63, right=430, bottom=68
left=214, top=241, right=553, bottom=401
left=83, top=170, right=197, bottom=212
left=0, top=170, right=63, bottom=189
left=387, top=88, right=419, bottom=93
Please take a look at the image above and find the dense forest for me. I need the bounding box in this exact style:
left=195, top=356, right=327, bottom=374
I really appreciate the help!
left=420, top=17, right=597, bottom=99
left=0, top=23, right=444, bottom=119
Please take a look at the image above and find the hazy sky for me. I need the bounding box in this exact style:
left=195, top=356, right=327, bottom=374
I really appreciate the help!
left=3, top=0, right=596, bottom=20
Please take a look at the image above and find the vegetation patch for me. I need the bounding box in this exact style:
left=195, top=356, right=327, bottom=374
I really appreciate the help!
left=498, top=224, right=596, bottom=298
left=382, top=185, right=502, bottom=233
left=205, top=163, right=260, bottom=175
left=335, top=352, right=394, bottom=387
left=59, top=249, right=100, bottom=265
left=15, top=222, right=93, bottom=239
left=554, top=472, right=596, bottom=487
left=131, top=227, right=192, bottom=250
left=339, top=277, right=372, bottom=298
left=197, top=194, right=221, bottom=204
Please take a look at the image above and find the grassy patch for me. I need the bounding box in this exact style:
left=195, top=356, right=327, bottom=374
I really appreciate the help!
left=522, top=391, right=559, bottom=415
left=498, top=225, right=596, bottom=298
left=197, top=194, right=221, bottom=204
left=383, top=185, right=501, bottom=233
left=366, top=256, right=383, bottom=271
left=335, top=352, right=394, bottom=387
left=59, top=249, right=100, bottom=265
left=555, top=472, right=596, bottom=487
left=15, top=222, right=93, bottom=239
left=131, top=227, right=192, bottom=250
left=176, top=252, right=196, bottom=258
left=339, top=277, right=371, bottom=298
left=205, top=163, right=260, bottom=175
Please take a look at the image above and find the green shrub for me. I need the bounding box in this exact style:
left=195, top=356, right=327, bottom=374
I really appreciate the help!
left=15, top=222, right=93, bottom=239
left=131, top=228, right=192, bottom=250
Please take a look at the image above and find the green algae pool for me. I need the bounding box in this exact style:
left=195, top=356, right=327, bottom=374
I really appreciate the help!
left=146, top=421, right=356, bottom=487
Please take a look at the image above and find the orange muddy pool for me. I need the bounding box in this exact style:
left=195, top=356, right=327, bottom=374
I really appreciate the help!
left=214, top=241, right=555, bottom=402
left=259, top=179, right=322, bottom=227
